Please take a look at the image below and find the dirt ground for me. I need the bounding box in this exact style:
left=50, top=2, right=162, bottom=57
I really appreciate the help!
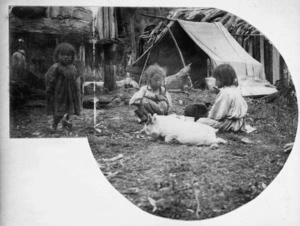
left=10, top=89, right=298, bottom=220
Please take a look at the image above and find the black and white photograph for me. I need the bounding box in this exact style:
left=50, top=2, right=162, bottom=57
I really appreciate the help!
left=1, top=0, right=300, bottom=225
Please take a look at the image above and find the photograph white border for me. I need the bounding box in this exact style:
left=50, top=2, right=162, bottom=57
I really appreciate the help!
left=1, top=0, right=300, bottom=225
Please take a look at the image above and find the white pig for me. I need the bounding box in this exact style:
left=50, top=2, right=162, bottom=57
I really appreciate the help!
left=141, top=114, right=227, bottom=148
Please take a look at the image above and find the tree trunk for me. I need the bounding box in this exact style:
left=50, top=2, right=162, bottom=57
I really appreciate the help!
left=129, top=17, right=137, bottom=61
left=103, top=44, right=116, bottom=92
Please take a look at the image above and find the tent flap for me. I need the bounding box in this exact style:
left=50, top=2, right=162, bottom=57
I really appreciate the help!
left=177, top=20, right=266, bottom=80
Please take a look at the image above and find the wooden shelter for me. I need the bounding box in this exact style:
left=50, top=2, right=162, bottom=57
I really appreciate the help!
left=129, top=19, right=277, bottom=96
left=137, top=8, right=287, bottom=85
left=10, top=6, right=95, bottom=84
left=94, top=7, right=120, bottom=92
left=9, top=6, right=123, bottom=92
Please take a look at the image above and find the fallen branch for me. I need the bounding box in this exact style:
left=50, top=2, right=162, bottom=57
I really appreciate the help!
left=193, top=188, right=201, bottom=218
left=283, top=142, right=294, bottom=153
left=106, top=171, right=120, bottom=179
left=102, top=154, right=124, bottom=162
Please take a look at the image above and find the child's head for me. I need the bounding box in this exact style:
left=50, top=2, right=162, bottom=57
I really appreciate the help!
left=54, top=42, right=76, bottom=65
left=213, top=64, right=238, bottom=88
left=144, top=64, right=166, bottom=90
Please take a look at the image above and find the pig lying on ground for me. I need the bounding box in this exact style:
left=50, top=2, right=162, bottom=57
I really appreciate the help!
left=141, top=113, right=227, bottom=148
left=165, top=63, right=193, bottom=92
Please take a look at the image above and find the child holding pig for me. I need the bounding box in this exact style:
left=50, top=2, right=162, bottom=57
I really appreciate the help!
left=129, top=64, right=173, bottom=123
left=198, top=64, right=248, bottom=132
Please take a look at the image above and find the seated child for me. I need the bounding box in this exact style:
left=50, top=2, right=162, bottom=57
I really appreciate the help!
left=129, top=64, right=173, bottom=123
left=198, top=64, right=248, bottom=132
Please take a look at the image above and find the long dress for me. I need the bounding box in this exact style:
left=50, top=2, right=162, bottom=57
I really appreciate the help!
left=197, top=86, right=248, bottom=132
left=45, top=63, right=81, bottom=117
left=129, top=85, right=173, bottom=116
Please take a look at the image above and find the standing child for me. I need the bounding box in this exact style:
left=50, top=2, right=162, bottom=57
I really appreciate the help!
left=45, top=42, right=81, bottom=132
left=198, top=64, right=248, bottom=132
left=129, top=64, right=173, bottom=123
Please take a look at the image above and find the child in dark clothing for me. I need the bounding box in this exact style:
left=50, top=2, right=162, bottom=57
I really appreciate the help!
left=45, top=42, right=81, bottom=132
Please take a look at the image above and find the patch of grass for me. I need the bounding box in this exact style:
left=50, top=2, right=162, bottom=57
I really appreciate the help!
left=9, top=88, right=298, bottom=220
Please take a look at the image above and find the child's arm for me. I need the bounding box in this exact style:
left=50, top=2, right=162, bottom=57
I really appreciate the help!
left=45, top=64, right=58, bottom=94
left=165, top=91, right=173, bottom=107
left=129, top=86, right=147, bottom=105
left=146, top=87, right=169, bottom=102
left=165, top=91, right=176, bottom=113
left=144, top=90, right=158, bottom=101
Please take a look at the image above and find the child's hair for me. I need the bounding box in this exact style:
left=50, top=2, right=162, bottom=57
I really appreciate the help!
left=53, top=42, right=76, bottom=63
left=144, top=63, right=167, bottom=83
left=213, top=64, right=238, bottom=87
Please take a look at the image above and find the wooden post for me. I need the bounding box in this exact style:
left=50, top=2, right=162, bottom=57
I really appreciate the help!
left=103, top=7, right=109, bottom=39
left=129, top=16, right=137, bottom=61
left=91, top=13, right=97, bottom=128
left=272, top=45, right=280, bottom=84
left=96, top=7, right=104, bottom=39
left=104, top=43, right=116, bottom=92
left=109, top=7, right=115, bottom=39
left=100, top=47, right=105, bottom=83
left=248, top=36, right=253, bottom=56
left=114, top=9, right=118, bottom=38
left=79, top=43, right=86, bottom=62
left=260, top=35, right=265, bottom=76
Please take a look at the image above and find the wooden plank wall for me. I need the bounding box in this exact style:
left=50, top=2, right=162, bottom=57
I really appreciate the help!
left=259, top=36, right=265, bottom=74
left=272, top=46, right=281, bottom=83
left=95, top=7, right=117, bottom=40
left=234, top=34, right=283, bottom=84
left=94, top=7, right=119, bottom=91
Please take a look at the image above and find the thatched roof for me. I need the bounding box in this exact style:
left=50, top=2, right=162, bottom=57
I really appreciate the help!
left=168, top=8, right=259, bottom=35
left=168, top=8, right=260, bottom=35
left=10, top=16, right=92, bottom=37
left=139, top=7, right=261, bottom=48
left=9, top=6, right=93, bottom=42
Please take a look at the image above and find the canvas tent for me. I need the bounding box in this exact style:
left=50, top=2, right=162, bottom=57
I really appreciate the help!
left=128, top=19, right=277, bottom=96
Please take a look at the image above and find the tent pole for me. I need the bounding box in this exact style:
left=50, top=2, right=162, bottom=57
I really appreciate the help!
left=138, top=48, right=152, bottom=86
left=141, top=13, right=176, bottom=21
left=141, top=13, right=186, bottom=67
left=163, top=23, right=186, bottom=67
